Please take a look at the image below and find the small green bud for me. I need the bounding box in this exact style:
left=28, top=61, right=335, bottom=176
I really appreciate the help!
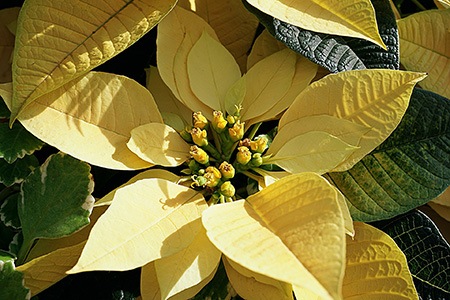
left=190, top=146, right=209, bottom=165
left=212, top=111, right=228, bottom=133
left=250, top=153, right=263, bottom=167
left=220, top=181, right=235, bottom=197
left=193, top=112, right=208, bottom=129
left=191, top=127, right=208, bottom=147
left=219, top=161, right=235, bottom=179
left=191, top=175, right=208, bottom=188
left=228, top=120, right=245, bottom=142
left=236, top=146, right=252, bottom=165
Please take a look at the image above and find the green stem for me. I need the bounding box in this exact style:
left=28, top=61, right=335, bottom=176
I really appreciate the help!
left=202, top=143, right=221, bottom=161
left=411, top=0, right=427, bottom=11
left=247, top=122, right=262, bottom=140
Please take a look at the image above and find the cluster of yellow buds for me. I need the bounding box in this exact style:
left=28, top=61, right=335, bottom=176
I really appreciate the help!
left=182, top=109, right=272, bottom=204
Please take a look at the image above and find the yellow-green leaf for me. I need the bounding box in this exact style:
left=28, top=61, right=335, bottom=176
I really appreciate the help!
left=223, top=256, right=293, bottom=300
left=157, top=5, right=218, bottom=118
left=240, top=49, right=297, bottom=122
left=141, top=262, right=161, bottom=300
left=94, top=169, right=180, bottom=207
left=0, top=7, right=20, bottom=83
left=245, top=0, right=386, bottom=49
left=17, top=242, right=86, bottom=297
left=0, top=72, right=162, bottom=170
left=279, top=69, right=427, bottom=171
left=187, top=31, right=241, bottom=112
left=68, top=178, right=207, bottom=273
left=269, top=115, right=370, bottom=155
left=10, top=0, right=176, bottom=122
left=247, top=29, right=285, bottom=70
left=155, top=225, right=221, bottom=299
left=178, top=0, right=259, bottom=72
left=202, top=173, right=346, bottom=300
left=247, top=56, right=317, bottom=126
left=146, top=66, right=193, bottom=125
left=434, top=0, right=450, bottom=9
left=398, top=9, right=450, bottom=98
left=343, top=222, right=418, bottom=299
left=128, top=123, right=191, bottom=167
left=267, top=131, right=358, bottom=174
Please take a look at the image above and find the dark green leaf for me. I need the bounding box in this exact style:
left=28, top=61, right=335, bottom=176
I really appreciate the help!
left=17, top=153, right=94, bottom=262
left=345, top=0, right=399, bottom=70
left=326, top=88, right=450, bottom=221
left=0, top=220, right=16, bottom=252
left=372, top=210, right=450, bottom=299
left=244, top=0, right=399, bottom=72
left=0, top=122, right=44, bottom=163
left=0, top=97, right=10, bottom=119
left=0, top=192, right=21, bottom=229
left=0, top=251, right=30, bottom=300
left=0, top=155, right=39, bottom=187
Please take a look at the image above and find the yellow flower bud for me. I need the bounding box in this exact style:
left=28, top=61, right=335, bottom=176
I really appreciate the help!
left=228, top=120, right=245, bottom=142
left=220, top=181, right=235, bottom=197
left=236, top=146, right=252, bottom=165
left=226, top=115, right=235, bottom=125
left=250, top=136, right=269, bottom=153
left=204, top=166, right=222, bottom=188
left=192, top=112, right=208, bottom=129
left=191, top=127, right=208, bottom=147
left=190, top=145, right=209, bottom=165
left=219, top=161, right=235, bottom=179
left=212, top=111, right=227, bottom=132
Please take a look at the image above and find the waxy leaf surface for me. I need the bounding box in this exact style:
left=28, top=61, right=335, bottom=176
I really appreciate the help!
left=245, top=0, right=386, bottom=48
left=18, top=153, right=94, bottom=260
left=343, top=222, right=418, bottom=299
left=223, top=256, right=293, bottom=300
left=69, top=178, right=207, bottom=273
left=154, top=226, right=221, bottom=299
left=279, top=69, right=426, bottom=171
left=202, top=173, right=346, bottom=299
left=11, top=0, right=176, bottom=121
left=327, top=89, right=450, bottom=221
left=1, top=72, right=163, bottom=170
left=398, top=9, right=450, bottom=98
left=128, top=123, right=191, bottom=167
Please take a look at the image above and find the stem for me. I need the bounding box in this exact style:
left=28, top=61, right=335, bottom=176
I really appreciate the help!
left=210, top=129, right=222, bottom=154
left=202, top=143, right=221, bottom=161
left=247, top=122, right=262, bottom=140
left=411, top=0, right=427, bottom=11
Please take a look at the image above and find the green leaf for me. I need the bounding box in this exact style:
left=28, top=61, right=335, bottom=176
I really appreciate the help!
left=0, top=192, right=21, bottom=229
left=245, top=0, right=399, bottom=72
left=0, top=122, right=44, bottom=163
left=17, top=153, right=94, bottom=263
left=0, top=251, right=30, bottom=300
left=0, top=96, right=10, bottom=118
left=0, top=155, right=39, bottom=187
left=326, top=88, right=450, bottom=221
left=373, top=210, right=450, bottom=299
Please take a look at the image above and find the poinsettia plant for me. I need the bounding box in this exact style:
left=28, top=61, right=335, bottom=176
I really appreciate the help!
left=0, top=0, right=448, bottom=299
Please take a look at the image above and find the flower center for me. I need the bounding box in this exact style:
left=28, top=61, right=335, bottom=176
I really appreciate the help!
left=182, top=110, right=271, bottom=204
